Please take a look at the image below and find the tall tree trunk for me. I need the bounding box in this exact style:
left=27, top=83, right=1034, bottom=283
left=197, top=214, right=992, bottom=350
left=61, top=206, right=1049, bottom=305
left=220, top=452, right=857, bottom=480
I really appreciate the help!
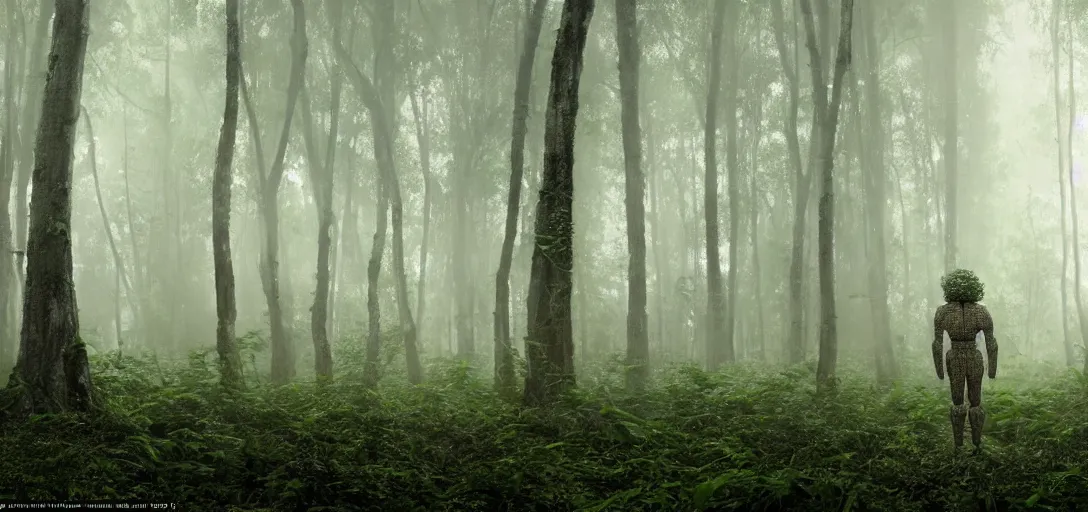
left=770, top=0, right=811, bottom=364
left=332, top=1, right=423, bottom=385
left=211, top=0, right=243, bottom=389
left=496, top=0, right=548, bottom=394
left=409, top=88, right=433, bottom=355
left=861, top=0, right=897, bottom=383
left=800, top=0, right=854, bottom=389
left=614, top=0, right=648, bottom=390
left=523, top=0, right=595, bottom=406
left=13, top=0, right=54, bottom=296
left=646, top=107, right=666, bottom=353
left=703, top=0, right=727, bottom=371
left=748, top=77, right=766, bottom=361
left=722, top=4, right=740, bottom=366
left=942, top=0, right=958, bottom=272
left=121, top=106, right=144, bottom=346
left=4, top=0, right=95, bottom=416
left=1065, top=19, right=1088, bottom=373
left=298, top=69, right=342, bottom=381
left=254, top=0, right=308, bottom=385
left=1053, top=0, right=1074, bottom=367
left=163, top=0, right=181, bottom=350
left=80, top=108, right=138, bottom=344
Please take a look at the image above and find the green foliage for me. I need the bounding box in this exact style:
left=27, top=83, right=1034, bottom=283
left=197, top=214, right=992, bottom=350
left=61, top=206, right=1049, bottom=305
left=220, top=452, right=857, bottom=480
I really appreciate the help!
left=1, top=349, right=1087, bottom=510
left=941, top=268, right=986, bottom=303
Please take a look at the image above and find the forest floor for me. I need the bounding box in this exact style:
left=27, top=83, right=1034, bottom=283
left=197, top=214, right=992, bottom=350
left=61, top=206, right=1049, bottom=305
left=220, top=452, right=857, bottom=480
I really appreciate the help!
left=0, top=338, right=1086, bottom=511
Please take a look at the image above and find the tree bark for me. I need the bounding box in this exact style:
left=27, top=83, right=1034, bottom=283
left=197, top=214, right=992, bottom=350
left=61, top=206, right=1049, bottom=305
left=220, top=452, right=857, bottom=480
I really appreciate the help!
left=332, top=1, right=423, bottom=385
left=722, top=3, right=740, bottom=367
left=4, top=0, right=95, bottom=416
left=770, top=0, right=810, bottom=365
left=80, top=108, right=138, bottom=348
left=495, top=0, right=548, bottom=394
left=1064, top=18, right=1088, bottom=374
left=523, top=0, right=596, bottom=406
left=211, top=0, right=244, bottom=389
left=409, top=88, right=433, bottom=356
left=860, top=0, right=897, bottom=383
left=703, top=0, right=727, bottom=370
left=298, top=67, right=343, bottom=381
left=799, top=0, right=854, bottom=389
left=613, top=0, right=648, bottom=390
left=258, top=0, right=308, bottom=385
left=1052, top=0, right=1074, bottom=367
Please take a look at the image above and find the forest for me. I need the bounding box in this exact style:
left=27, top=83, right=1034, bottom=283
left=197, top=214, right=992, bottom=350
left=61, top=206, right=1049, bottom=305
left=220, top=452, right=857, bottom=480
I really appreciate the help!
left=0, top=0, right=1086, bottom=510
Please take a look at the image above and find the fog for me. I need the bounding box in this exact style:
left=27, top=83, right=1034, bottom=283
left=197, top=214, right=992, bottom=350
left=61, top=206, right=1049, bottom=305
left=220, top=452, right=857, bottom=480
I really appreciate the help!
left=0, top=0, right=1083, bottom=387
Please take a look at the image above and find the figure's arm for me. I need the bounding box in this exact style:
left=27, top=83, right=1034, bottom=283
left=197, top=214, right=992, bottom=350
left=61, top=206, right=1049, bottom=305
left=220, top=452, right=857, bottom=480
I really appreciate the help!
left=981, top=306, right=997, bottom=379
left=932, top=307, right=945, bottom=380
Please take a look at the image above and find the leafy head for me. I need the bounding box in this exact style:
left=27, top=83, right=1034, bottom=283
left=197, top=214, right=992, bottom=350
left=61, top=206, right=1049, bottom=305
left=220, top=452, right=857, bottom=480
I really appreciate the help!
left=940, top=269, right=985, bottom=303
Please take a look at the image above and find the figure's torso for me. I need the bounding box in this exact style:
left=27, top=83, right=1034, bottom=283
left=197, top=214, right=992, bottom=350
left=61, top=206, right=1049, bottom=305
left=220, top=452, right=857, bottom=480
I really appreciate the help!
left=935, top=302, right=988, bottom=342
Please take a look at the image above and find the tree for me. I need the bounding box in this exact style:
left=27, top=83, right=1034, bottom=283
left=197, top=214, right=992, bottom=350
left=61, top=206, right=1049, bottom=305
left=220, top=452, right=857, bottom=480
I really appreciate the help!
left=613, top=0, right=648, bottom=390
left=239, top=0, right=309, bottom=385
left=4, top=0, right=95, bottom=416
left=1052, top=0, right=1074, bottom=367
left=769, top=0, right=811, bottom=365
left=80, top=108, right=138, bottom=355
left=703, top=0, right=727, bottom=370
left=1064, top=15, right=1088, bottom=374
left=860, top=0, right=897, bottom=383
left=523, top=0, right=596, bottom=406
left=211, top=0, right=244, bottom=390
left=799, top=0, right=854, bottom=388
left=496, top=0, right=548, bottom=394
left=332, top=1, right=423, bottom=385
left=297, top=55, right=344, bottom=381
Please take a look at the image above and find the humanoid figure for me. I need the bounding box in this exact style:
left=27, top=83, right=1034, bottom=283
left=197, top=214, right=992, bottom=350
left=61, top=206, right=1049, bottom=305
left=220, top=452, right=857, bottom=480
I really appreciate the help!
left=932, top=269, right=997, bottom=450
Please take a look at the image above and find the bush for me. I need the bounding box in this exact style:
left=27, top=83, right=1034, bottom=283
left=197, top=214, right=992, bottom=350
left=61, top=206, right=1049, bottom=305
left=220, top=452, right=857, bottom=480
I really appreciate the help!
left=1, top=340, right=1086, bottom=511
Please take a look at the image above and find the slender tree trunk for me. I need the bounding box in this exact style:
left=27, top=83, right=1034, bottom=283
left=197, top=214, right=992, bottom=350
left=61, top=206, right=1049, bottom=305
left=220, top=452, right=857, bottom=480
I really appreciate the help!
left=704, top=0, right=727, bottom=370
left=942, top=1, right=958, bottom=272
left=1053, top=0, right=1074, bottom=367
left=121, top=106, right=144, bottom=346
left=646, top=108, right=666, bottom=353
left=80, top=108, right=138, bottom=340
left=861, top=0, right=897, bottom=383
left=613, top=0, right=648, bottom=390
left=496, top=0, right=547, bottom=394
left=211, top=0, right=244, bottom=389
left=4, top=0, right=95, bottom=416
left=298, top=71, right=342, bottom=381
left=800, top=0, right=854, bottom=389
left=409, top=89, right=433, bottom=355
left=770, top=0, right=811, bottom=364
left=523, top=0, right=596, bottom=406
left=748, top=80, right=766, bottom=361
left=722, top=4, right=740, bottom=367
left=1065, top=19, right=1088, bottom=373
left=255, top=0, right=308, bottom=385
left=333, top=3, right=423, bottom=384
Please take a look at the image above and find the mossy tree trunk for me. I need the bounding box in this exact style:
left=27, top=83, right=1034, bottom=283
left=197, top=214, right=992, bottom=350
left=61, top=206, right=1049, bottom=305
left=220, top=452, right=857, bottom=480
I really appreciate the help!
left=523, top=0, right=596, bottom=406
left=5, top=0, right=95, bottom=416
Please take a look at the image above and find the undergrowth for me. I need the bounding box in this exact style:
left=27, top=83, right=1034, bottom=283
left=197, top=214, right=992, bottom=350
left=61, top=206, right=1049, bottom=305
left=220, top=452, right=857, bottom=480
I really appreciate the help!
left=1, top=337, right=1086, bottom=511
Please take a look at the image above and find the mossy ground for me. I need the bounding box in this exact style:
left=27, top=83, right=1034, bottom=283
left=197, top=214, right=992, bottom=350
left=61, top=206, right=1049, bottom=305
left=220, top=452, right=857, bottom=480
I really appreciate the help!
left=1, top=338, right=1086, bottom=511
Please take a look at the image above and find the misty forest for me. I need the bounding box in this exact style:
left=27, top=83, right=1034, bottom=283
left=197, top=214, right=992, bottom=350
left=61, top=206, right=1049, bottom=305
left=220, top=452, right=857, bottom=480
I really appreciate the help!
left=1, top=0, right=1087, bottom=510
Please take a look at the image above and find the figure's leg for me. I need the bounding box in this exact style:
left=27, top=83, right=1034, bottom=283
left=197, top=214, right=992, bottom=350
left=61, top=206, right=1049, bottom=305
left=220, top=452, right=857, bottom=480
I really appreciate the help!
left=966, top=349, right=986, bottom=449
left=946, top=350, right=968, bottom=448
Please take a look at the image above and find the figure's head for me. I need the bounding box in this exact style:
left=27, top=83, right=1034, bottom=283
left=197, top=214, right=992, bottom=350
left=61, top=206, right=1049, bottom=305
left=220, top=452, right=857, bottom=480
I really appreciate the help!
left=941, top=269, right=985, bottom=303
